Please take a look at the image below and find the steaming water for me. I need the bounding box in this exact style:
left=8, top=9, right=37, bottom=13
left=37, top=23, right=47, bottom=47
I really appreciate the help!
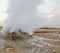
left=27, top=36, right=60, bottom=47
left=13, top=33, right=60, bottom=53
left=1, top=0, right=60, bottom=34
left=13, top=35, right=60, bottom=53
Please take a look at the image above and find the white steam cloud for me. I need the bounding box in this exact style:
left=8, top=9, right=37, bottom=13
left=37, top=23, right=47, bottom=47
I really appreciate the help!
left=1, top=0, right=60, bottom=34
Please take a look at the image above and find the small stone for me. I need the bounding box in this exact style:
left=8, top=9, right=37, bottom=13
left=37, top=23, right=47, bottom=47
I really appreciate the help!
left=4, top=42, right=16, bottom=53
left=52, top=50, right=56, bottom=53
left=4, top=42, right=13, bottom=48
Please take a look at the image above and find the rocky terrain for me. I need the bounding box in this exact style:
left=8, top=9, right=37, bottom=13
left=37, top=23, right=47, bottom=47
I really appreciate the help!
left=0, top=27, right=60, bottom=53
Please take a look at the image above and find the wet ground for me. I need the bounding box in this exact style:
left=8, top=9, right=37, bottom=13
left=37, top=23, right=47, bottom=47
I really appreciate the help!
left=0, top=32, right=60, bottom=53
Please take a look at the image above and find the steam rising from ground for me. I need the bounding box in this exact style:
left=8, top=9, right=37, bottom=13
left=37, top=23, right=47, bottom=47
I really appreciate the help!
left=1, top=0, right=60, bottom=34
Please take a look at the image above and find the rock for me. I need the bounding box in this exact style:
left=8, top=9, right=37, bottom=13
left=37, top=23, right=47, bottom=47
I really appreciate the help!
left=4, top=42, right=16, bottom=53
left=51, top=50, right=56, bottom=53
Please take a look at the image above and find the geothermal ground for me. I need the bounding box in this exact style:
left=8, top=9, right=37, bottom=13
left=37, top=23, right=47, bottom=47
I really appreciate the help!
left=0, top=27, right=60, bottom=53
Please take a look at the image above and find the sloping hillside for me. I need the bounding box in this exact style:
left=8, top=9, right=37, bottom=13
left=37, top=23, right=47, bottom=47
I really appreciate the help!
left=33, top=27, right=60, bottom=34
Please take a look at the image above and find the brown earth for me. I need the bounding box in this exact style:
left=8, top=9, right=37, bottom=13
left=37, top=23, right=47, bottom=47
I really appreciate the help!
left=0, top=27, right=60, bottom=53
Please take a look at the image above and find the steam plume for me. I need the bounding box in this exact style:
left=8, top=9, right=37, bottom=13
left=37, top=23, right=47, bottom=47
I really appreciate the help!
left=1, top=0, right=60, bottom=34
